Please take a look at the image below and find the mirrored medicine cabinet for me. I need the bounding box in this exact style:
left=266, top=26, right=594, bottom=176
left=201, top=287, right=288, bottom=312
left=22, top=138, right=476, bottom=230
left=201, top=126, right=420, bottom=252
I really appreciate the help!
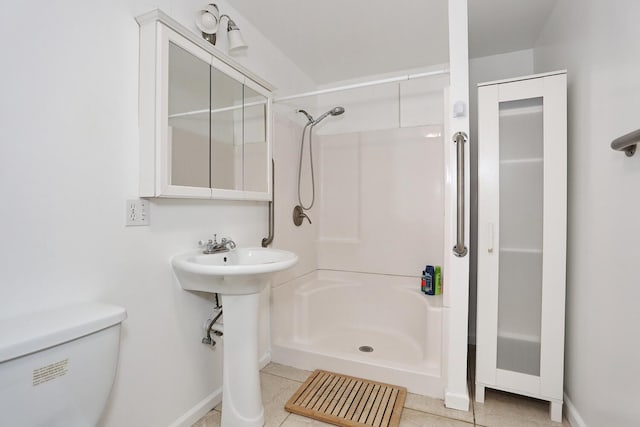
left=136, top=10, right=273, bottom=200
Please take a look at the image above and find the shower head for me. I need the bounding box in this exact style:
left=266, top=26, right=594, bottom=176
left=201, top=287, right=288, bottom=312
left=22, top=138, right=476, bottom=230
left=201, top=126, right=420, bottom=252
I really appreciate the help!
left=297, top=109, right=314, bottom=124
left=313, top=106, right=345, bottom=125
left=330, top=106, right=345, bottom=115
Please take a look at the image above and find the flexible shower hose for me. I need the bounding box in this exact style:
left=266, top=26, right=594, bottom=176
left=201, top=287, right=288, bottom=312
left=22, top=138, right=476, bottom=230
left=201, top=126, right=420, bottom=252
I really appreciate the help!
left=297, top=122, right=316, bottom=210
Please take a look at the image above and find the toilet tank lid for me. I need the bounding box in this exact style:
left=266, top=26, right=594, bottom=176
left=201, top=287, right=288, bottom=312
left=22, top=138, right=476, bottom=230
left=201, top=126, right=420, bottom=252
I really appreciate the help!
left=0, top=302, right=127, bottom=363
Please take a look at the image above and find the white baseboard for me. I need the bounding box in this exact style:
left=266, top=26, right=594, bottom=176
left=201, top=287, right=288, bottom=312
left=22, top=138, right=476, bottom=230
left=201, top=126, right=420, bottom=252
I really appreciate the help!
left=445, top=389, right=470, bottom=411
left=168, top=387, right=222, bottom=427
left=564, top=393, right=587, bottom=427
left=259, top=350, right=272, bottom=369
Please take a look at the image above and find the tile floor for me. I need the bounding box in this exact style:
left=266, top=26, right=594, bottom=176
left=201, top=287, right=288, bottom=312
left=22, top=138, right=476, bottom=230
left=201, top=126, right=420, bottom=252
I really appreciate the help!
left=194, top=356, right=570, bottom=427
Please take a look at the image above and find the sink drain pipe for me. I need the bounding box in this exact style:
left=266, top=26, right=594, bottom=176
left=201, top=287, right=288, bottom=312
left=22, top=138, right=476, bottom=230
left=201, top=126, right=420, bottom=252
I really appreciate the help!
left=202, top=309, right=223, bottom=346
left=202, top=294, right=224, bottom=346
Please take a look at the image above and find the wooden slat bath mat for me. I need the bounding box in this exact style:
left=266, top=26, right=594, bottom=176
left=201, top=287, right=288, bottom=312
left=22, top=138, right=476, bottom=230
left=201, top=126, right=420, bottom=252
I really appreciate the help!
left=284, top=370, right=406, bottom=427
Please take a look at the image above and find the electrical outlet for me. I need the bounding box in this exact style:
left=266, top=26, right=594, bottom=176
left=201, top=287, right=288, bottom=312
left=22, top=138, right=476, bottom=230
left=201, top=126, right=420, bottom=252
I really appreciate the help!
left=125, top=199, right=150, bottom=226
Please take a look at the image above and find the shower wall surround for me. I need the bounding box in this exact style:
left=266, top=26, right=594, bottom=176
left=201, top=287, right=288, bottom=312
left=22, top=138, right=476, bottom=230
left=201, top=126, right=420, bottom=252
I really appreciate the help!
left=312, top=69, right=448, bottom=275
left=317, top=126, right=444, bottom=275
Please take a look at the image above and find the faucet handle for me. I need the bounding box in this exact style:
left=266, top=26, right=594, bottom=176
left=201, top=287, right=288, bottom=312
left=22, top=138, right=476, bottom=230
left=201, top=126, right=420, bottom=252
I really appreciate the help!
left=198, top=234, right=218, bottom=247
left=219, top=237, right=236, bottom=249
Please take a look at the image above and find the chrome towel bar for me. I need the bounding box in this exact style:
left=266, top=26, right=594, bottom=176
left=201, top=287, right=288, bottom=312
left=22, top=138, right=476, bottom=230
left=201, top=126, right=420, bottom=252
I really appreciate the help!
left=611, top=128, right=640, bottom=157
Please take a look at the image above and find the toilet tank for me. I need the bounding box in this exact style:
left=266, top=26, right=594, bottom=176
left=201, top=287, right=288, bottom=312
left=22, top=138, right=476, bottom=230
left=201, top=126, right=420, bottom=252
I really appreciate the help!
left=0, top=303, right=127, bottom=427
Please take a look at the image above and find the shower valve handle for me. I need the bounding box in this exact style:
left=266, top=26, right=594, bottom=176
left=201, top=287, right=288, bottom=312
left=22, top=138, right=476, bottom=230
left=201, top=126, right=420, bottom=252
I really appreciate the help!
left=293, top=205, right=312, bottom=226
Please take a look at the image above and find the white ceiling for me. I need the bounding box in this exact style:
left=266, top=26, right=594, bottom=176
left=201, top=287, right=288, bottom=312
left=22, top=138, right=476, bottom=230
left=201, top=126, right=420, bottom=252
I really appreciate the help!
left=230, top=0, right=558, bottom=85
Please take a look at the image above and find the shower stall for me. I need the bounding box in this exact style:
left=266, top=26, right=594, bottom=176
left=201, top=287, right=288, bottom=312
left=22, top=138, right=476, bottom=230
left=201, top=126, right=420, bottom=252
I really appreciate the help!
left=266, top=1, right=471, bottom=408
left=268, top=72, right=468, bottom=401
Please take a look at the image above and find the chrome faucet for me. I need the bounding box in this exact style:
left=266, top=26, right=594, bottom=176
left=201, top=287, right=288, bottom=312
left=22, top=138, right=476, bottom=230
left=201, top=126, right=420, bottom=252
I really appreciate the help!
left=198, top=234, right=237, bottom=254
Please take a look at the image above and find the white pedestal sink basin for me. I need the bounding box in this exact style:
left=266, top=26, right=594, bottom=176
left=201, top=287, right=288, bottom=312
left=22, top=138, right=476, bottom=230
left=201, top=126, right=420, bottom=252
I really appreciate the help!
left=172, top=247, right=298, bottom=294
left=172, top=247, right=298, bottom=427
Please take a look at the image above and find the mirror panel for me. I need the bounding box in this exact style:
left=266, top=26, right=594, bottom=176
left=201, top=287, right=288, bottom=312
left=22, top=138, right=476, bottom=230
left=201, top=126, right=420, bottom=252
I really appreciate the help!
left=210, top=67, right=244, bottom=191
left=140, top=19, right=274, bottom=199
left=168, top=42, right=210, bottom=188
left=243, top=85, right=268, bottom=193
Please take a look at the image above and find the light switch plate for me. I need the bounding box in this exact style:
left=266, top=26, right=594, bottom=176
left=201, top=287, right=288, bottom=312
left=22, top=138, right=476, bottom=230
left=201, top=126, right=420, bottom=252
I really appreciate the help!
left=126, top=199, right=150, bottom=226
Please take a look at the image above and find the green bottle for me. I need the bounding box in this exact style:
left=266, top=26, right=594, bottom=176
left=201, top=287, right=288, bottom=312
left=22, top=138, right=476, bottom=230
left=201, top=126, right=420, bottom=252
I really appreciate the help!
left=434, top=266, right=442, bottom=295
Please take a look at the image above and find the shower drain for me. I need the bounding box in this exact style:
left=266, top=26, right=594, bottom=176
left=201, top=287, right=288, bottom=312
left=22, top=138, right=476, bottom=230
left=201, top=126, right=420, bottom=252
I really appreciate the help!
left=358, top=345, right=374, bottom=353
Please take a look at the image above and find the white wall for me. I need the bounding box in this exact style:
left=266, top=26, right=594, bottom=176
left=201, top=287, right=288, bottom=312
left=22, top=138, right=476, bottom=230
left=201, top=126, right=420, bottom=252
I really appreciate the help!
left=0, top=1, right=315, bottom=426
left=533, top=1, right=640, bottom=425
left=467, top=49, right=535, bottom=344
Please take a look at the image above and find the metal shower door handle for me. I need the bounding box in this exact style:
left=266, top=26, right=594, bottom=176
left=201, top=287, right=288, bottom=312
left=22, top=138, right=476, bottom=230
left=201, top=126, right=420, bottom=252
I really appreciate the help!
left=453, top=131, right=468, bottom=257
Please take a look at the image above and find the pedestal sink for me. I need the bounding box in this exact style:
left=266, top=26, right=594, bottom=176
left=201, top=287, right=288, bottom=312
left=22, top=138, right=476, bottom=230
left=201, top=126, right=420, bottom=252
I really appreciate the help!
left=172, top=247, right=298, bottom=427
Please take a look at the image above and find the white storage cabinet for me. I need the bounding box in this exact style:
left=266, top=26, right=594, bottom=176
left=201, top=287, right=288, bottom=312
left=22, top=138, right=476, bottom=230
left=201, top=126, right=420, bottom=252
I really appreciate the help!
left=475, top=71, right=567, bottom=422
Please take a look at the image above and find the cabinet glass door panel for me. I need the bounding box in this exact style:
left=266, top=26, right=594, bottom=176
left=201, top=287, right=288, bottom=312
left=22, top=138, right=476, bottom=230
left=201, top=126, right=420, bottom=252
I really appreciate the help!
left=168, top=42, right=210, bottom=188
left=497, top=97, right=544, bottom=376
left=210, top=66, right=244, bottom=191
left=243, top=85, right=268, bottom=193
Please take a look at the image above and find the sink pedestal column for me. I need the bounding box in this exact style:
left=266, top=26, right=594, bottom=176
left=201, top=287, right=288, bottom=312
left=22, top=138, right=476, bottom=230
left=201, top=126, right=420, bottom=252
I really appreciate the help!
left=220, top=292, right=264, bottom=427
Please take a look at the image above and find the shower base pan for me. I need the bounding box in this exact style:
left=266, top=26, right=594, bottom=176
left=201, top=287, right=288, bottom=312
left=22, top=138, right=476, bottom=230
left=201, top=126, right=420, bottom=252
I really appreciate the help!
left=271, top=270, right=445, bottom=397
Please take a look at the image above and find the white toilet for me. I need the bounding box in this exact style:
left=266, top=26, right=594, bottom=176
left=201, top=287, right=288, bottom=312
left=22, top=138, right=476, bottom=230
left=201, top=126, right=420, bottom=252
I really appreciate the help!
left=0, top=302, right=127, bottom=426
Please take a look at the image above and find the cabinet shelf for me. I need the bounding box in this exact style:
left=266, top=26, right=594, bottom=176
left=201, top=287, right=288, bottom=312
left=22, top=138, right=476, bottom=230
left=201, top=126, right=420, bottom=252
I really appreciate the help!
left=498, top=103, right=543, bottom=117
left=168, top=99, right=268, bottom=119
left=499, top=248, right=542, bottom=254
left=496, top=335, right=541, bottom=377
left=499, top=157, right=543, bottom=165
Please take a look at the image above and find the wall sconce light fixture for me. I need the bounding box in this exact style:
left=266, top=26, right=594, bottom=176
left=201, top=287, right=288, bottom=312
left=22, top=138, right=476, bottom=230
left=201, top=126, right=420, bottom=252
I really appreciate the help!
left=195, top=3, right=248, bottom=53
